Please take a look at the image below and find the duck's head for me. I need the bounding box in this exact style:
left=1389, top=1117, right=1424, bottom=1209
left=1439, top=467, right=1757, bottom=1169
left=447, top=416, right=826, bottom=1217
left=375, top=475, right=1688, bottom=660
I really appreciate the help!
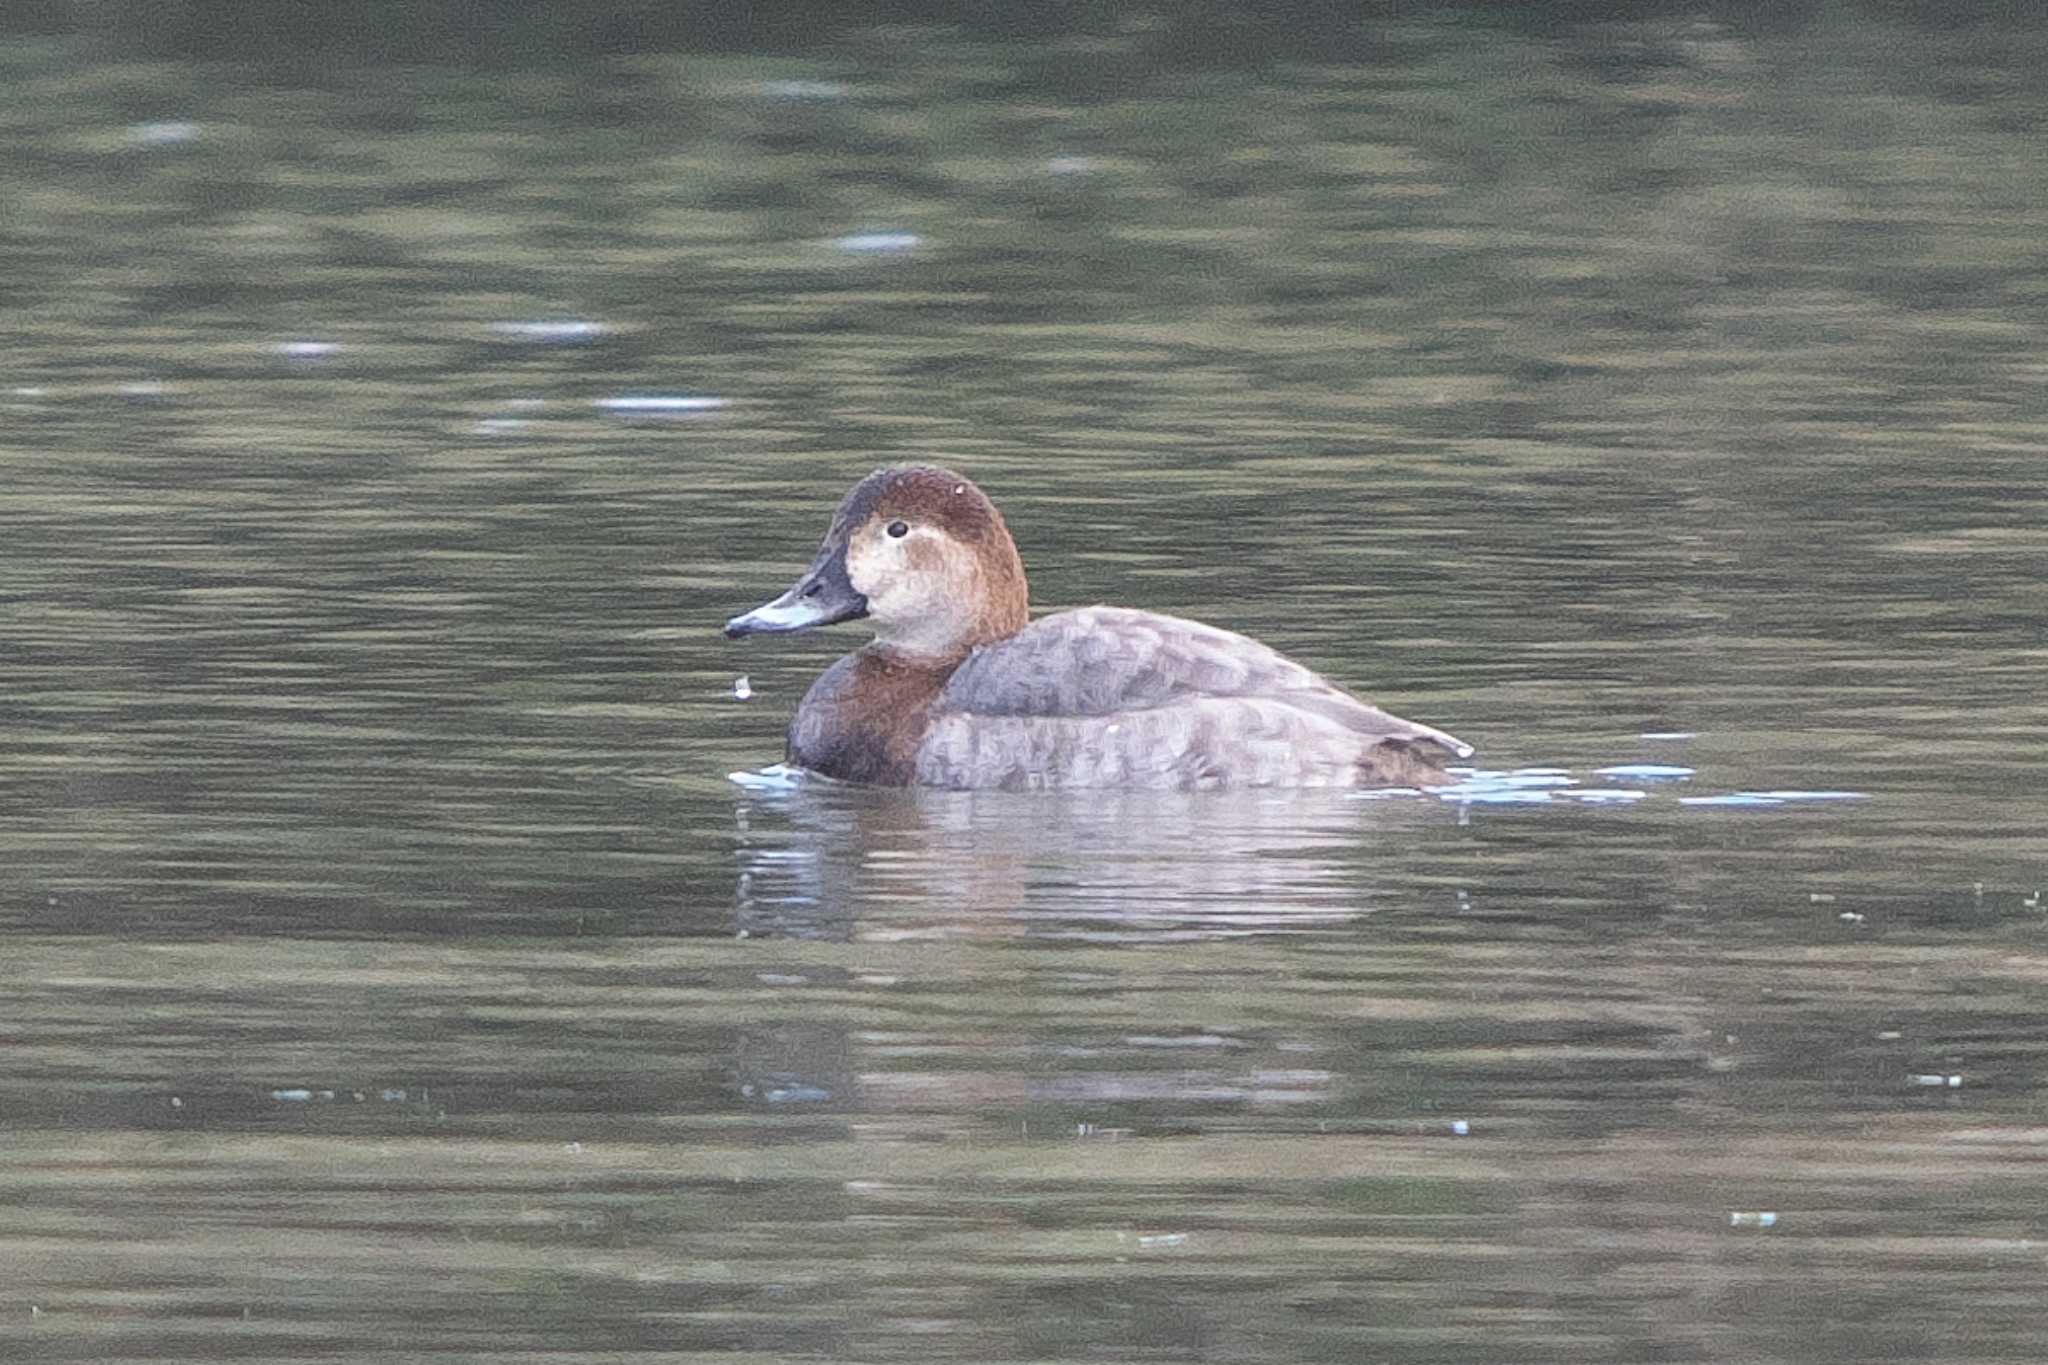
left=725, top=465, right=1029, bottom=659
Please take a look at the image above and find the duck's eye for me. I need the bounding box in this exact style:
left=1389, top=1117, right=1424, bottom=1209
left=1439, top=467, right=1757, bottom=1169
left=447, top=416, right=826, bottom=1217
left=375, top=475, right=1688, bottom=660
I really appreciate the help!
left=886, top=519, right=909, bottom=539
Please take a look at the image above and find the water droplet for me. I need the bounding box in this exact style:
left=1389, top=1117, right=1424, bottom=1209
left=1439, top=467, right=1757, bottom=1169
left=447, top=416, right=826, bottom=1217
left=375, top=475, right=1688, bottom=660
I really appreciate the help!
left=757, top=79, right=848, bottom=101
left=488, top=320, right=609, bottom=344
left=833, top=231, right=921, bottom=254
left=130, top=120, right=200, bottom=146
left=594, top=395, right=728, bottom=417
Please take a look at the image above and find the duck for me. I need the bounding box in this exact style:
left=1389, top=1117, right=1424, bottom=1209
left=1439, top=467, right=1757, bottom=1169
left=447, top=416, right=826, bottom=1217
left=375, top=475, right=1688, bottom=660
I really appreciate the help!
left=724, top=465, right=1471, bottom=790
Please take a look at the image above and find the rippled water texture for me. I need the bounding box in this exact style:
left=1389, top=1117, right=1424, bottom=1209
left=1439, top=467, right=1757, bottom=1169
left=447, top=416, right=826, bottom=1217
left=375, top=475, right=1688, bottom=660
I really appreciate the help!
left=4, top=5, right=2046, bottom=1362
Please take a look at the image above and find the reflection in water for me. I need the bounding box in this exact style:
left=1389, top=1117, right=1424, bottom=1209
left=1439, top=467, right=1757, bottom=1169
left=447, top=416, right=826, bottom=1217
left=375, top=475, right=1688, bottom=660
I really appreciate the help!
left=730, top=758, right=1883, bottom=940
left=734, top=770, right=1447, bottom=940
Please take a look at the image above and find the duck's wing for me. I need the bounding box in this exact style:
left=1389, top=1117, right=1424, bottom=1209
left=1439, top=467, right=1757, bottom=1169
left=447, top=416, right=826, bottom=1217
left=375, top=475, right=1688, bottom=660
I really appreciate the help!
left=937, top=606, right=1471, bottom=757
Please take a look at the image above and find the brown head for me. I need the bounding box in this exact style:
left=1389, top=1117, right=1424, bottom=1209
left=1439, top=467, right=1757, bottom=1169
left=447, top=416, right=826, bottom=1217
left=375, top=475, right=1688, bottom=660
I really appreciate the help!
left=725, top=465, right=1029, bottom=659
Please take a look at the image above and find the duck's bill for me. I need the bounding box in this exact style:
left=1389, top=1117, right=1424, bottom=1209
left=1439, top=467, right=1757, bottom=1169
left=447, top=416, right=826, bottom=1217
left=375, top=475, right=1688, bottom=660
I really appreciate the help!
left=724, top=554, right=869, bottom=638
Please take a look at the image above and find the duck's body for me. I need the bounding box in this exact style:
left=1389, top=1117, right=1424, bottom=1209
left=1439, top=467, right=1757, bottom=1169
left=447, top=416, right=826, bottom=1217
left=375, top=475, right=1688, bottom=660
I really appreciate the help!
left=726, top=466, right=1469, bottom=791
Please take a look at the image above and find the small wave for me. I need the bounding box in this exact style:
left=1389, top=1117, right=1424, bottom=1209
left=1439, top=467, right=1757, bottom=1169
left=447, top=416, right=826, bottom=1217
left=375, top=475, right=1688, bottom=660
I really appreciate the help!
left=728, top=763, right=814, bottom=793
left=1680, top=790, right=1869, bottom=807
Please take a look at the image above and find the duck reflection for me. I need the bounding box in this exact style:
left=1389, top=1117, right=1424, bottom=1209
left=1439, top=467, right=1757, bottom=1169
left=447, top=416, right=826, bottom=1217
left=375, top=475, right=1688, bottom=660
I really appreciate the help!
left=721, top=780, right=1478, bottom=1156
left=731, top=773, right=1447, bottom=941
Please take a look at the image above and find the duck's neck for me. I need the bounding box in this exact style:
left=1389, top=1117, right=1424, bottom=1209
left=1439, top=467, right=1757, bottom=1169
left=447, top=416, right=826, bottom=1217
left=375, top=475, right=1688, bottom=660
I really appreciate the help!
left=976, top=539, right=1029, bottom=643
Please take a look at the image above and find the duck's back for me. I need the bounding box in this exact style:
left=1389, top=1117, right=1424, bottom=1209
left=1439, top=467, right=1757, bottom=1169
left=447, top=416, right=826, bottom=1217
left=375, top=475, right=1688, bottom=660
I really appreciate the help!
left=916, top=606, right=1466, bottom=790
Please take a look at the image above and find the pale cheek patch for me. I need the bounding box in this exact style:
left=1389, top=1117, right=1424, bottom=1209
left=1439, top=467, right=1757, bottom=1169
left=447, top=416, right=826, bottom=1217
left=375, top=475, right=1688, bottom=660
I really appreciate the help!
left=858, top=533, right=986, bottom=654
left=846, top=540, right=917, bottom=617
left=845, top=534, right=890, bottom=599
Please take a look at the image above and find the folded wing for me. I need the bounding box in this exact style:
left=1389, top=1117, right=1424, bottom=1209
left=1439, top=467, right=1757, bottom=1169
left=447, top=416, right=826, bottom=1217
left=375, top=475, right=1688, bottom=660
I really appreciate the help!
left=920, top=606, right=1468, bottom=789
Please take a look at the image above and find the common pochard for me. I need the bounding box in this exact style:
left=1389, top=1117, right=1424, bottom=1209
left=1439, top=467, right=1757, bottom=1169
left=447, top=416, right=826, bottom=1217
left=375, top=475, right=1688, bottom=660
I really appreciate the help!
left=726, top=465, right=1470, bottom=789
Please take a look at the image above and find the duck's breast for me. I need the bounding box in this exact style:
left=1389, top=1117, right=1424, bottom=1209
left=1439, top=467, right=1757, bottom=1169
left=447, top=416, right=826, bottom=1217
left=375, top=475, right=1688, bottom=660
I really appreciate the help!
left=787, top=649, right=949, bottom=784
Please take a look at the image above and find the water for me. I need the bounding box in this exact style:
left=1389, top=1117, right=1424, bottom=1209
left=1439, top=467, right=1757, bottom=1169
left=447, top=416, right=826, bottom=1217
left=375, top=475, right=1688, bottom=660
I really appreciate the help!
left=4, top=5, right=2047, bottom=1361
